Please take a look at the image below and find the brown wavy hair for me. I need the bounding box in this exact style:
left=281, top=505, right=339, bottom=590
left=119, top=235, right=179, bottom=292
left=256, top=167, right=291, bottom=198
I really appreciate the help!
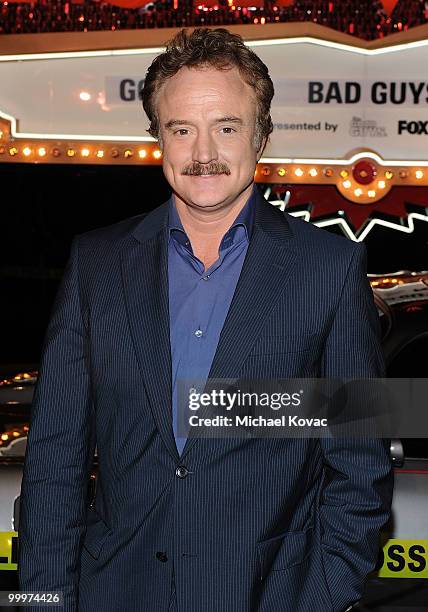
left=141, top=27, right=274, bottom=152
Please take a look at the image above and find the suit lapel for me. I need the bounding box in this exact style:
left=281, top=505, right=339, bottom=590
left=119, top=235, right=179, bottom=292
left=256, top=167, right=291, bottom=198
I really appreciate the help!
left=179, top=190, right=299, bottom=459
left=120, top=202, right=180, bottom=463
left=120, top=189, right=299, bottom=463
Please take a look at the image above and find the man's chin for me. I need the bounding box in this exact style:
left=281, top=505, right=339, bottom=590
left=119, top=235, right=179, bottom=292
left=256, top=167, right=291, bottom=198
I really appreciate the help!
left=182, top=176, right=230, bottom=203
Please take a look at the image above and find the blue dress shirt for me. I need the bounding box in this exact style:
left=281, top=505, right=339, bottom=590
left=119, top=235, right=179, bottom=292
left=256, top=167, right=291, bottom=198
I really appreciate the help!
left=168, top=185, right=256, bottom=455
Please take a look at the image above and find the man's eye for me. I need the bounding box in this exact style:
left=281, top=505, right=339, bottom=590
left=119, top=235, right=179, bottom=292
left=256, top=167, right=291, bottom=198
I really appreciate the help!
left=175, top=129, right=189, bottom=136
left=221, top=127, right=236, bottom=134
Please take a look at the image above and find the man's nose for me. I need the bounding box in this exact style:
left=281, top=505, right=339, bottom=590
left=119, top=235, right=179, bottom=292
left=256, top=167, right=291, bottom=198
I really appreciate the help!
left=192, top=131, right=218, bottom=164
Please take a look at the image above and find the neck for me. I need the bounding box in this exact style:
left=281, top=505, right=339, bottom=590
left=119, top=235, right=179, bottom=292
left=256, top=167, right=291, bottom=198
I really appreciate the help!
left=173, top=183, right=253, bottom=243
left=172, top=183, right=253, bottom=271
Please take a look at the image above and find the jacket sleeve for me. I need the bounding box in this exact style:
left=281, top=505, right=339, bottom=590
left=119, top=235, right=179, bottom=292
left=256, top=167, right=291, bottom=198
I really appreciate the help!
left=18, top=235, right=95, bottom=611
left=318, top=242, right=394, bottom=612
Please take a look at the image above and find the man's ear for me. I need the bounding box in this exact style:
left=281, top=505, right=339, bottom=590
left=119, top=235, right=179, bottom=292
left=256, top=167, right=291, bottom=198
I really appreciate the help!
left=157, top=131, right=164, bottom=152
left=256, top=135, right=268, bottom=162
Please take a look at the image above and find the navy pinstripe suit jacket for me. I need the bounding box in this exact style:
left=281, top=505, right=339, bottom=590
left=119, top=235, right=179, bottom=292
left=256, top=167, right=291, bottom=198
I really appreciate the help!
left=18, top=186, right=394, bottom=612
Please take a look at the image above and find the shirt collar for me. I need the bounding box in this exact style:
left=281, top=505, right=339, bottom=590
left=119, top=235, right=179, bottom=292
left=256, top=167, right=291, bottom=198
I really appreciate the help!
left=168, top=183, right=256, bottom=245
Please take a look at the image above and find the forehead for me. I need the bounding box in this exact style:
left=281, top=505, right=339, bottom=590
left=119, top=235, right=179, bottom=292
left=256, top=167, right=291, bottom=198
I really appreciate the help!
left=157, top=65, right=256, bottom=119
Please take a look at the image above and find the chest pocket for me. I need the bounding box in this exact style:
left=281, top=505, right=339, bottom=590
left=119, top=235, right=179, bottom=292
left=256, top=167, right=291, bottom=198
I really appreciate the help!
left=239, top=333, right=321, bottom=378
left=248, top=333, right=319, bottom=357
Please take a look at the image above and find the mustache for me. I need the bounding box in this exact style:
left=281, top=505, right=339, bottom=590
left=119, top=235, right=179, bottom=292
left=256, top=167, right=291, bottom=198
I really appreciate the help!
left=181, top=161, right=231, bottom=176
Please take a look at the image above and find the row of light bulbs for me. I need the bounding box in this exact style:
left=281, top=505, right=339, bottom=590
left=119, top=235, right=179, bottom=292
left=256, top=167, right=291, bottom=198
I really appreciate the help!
left=0, top=144, right=426, bottom=186
left=0, top=145, right=162, bottom=160
left=370, top=278, right=404, bottom=287
left=280, top=167, right=424, bottom=180
left=260, top=166, right=320, bottom=177
left=345, top=185, right=380, bottom=198
left=0, top=425, right=29, bottom=446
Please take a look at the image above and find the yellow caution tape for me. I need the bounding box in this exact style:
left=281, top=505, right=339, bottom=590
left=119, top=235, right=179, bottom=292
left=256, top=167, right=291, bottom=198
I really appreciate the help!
left=1, top=532, right=427, bottom=578
left=0, top=531, right=18, bottom=571
left=376, top=538, right=428, bottom=578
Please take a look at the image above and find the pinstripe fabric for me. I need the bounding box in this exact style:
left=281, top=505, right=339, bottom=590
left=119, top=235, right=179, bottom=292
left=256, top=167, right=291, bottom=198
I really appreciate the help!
left=168, top=576, right=178, bottom=611
left=17, top=185, right=393, bottom=612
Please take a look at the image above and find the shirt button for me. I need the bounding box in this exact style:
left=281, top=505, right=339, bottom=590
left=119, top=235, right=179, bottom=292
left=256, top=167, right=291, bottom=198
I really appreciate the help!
left=155, top=551, right=168, bottom=562
left=194, top=329, right=203, bottom=338
left=175, top=465, right=189, bottom=479
left=202, top=275, right=210, bottom=281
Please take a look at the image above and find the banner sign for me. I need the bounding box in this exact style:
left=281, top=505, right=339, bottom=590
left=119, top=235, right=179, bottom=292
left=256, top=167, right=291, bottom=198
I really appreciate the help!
left=1, top=36, right=428, bottom=161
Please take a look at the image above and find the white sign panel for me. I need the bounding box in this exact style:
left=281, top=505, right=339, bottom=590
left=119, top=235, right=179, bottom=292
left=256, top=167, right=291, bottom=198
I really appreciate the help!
left=1, top=38, right=428, bottom=160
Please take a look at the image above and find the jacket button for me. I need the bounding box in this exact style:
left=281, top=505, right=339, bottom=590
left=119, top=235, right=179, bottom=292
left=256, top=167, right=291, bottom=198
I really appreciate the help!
left=155, top=551, right=168, bottom=562
left=175, top=465, right=189, bottom=479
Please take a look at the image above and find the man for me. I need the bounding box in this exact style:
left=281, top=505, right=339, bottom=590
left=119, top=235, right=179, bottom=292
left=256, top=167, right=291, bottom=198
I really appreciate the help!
left=18, top=27, right=393, bottom=612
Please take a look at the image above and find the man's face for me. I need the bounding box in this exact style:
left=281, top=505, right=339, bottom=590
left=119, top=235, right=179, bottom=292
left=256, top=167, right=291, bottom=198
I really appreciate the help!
left=156, top=64, right=264, bottom=212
